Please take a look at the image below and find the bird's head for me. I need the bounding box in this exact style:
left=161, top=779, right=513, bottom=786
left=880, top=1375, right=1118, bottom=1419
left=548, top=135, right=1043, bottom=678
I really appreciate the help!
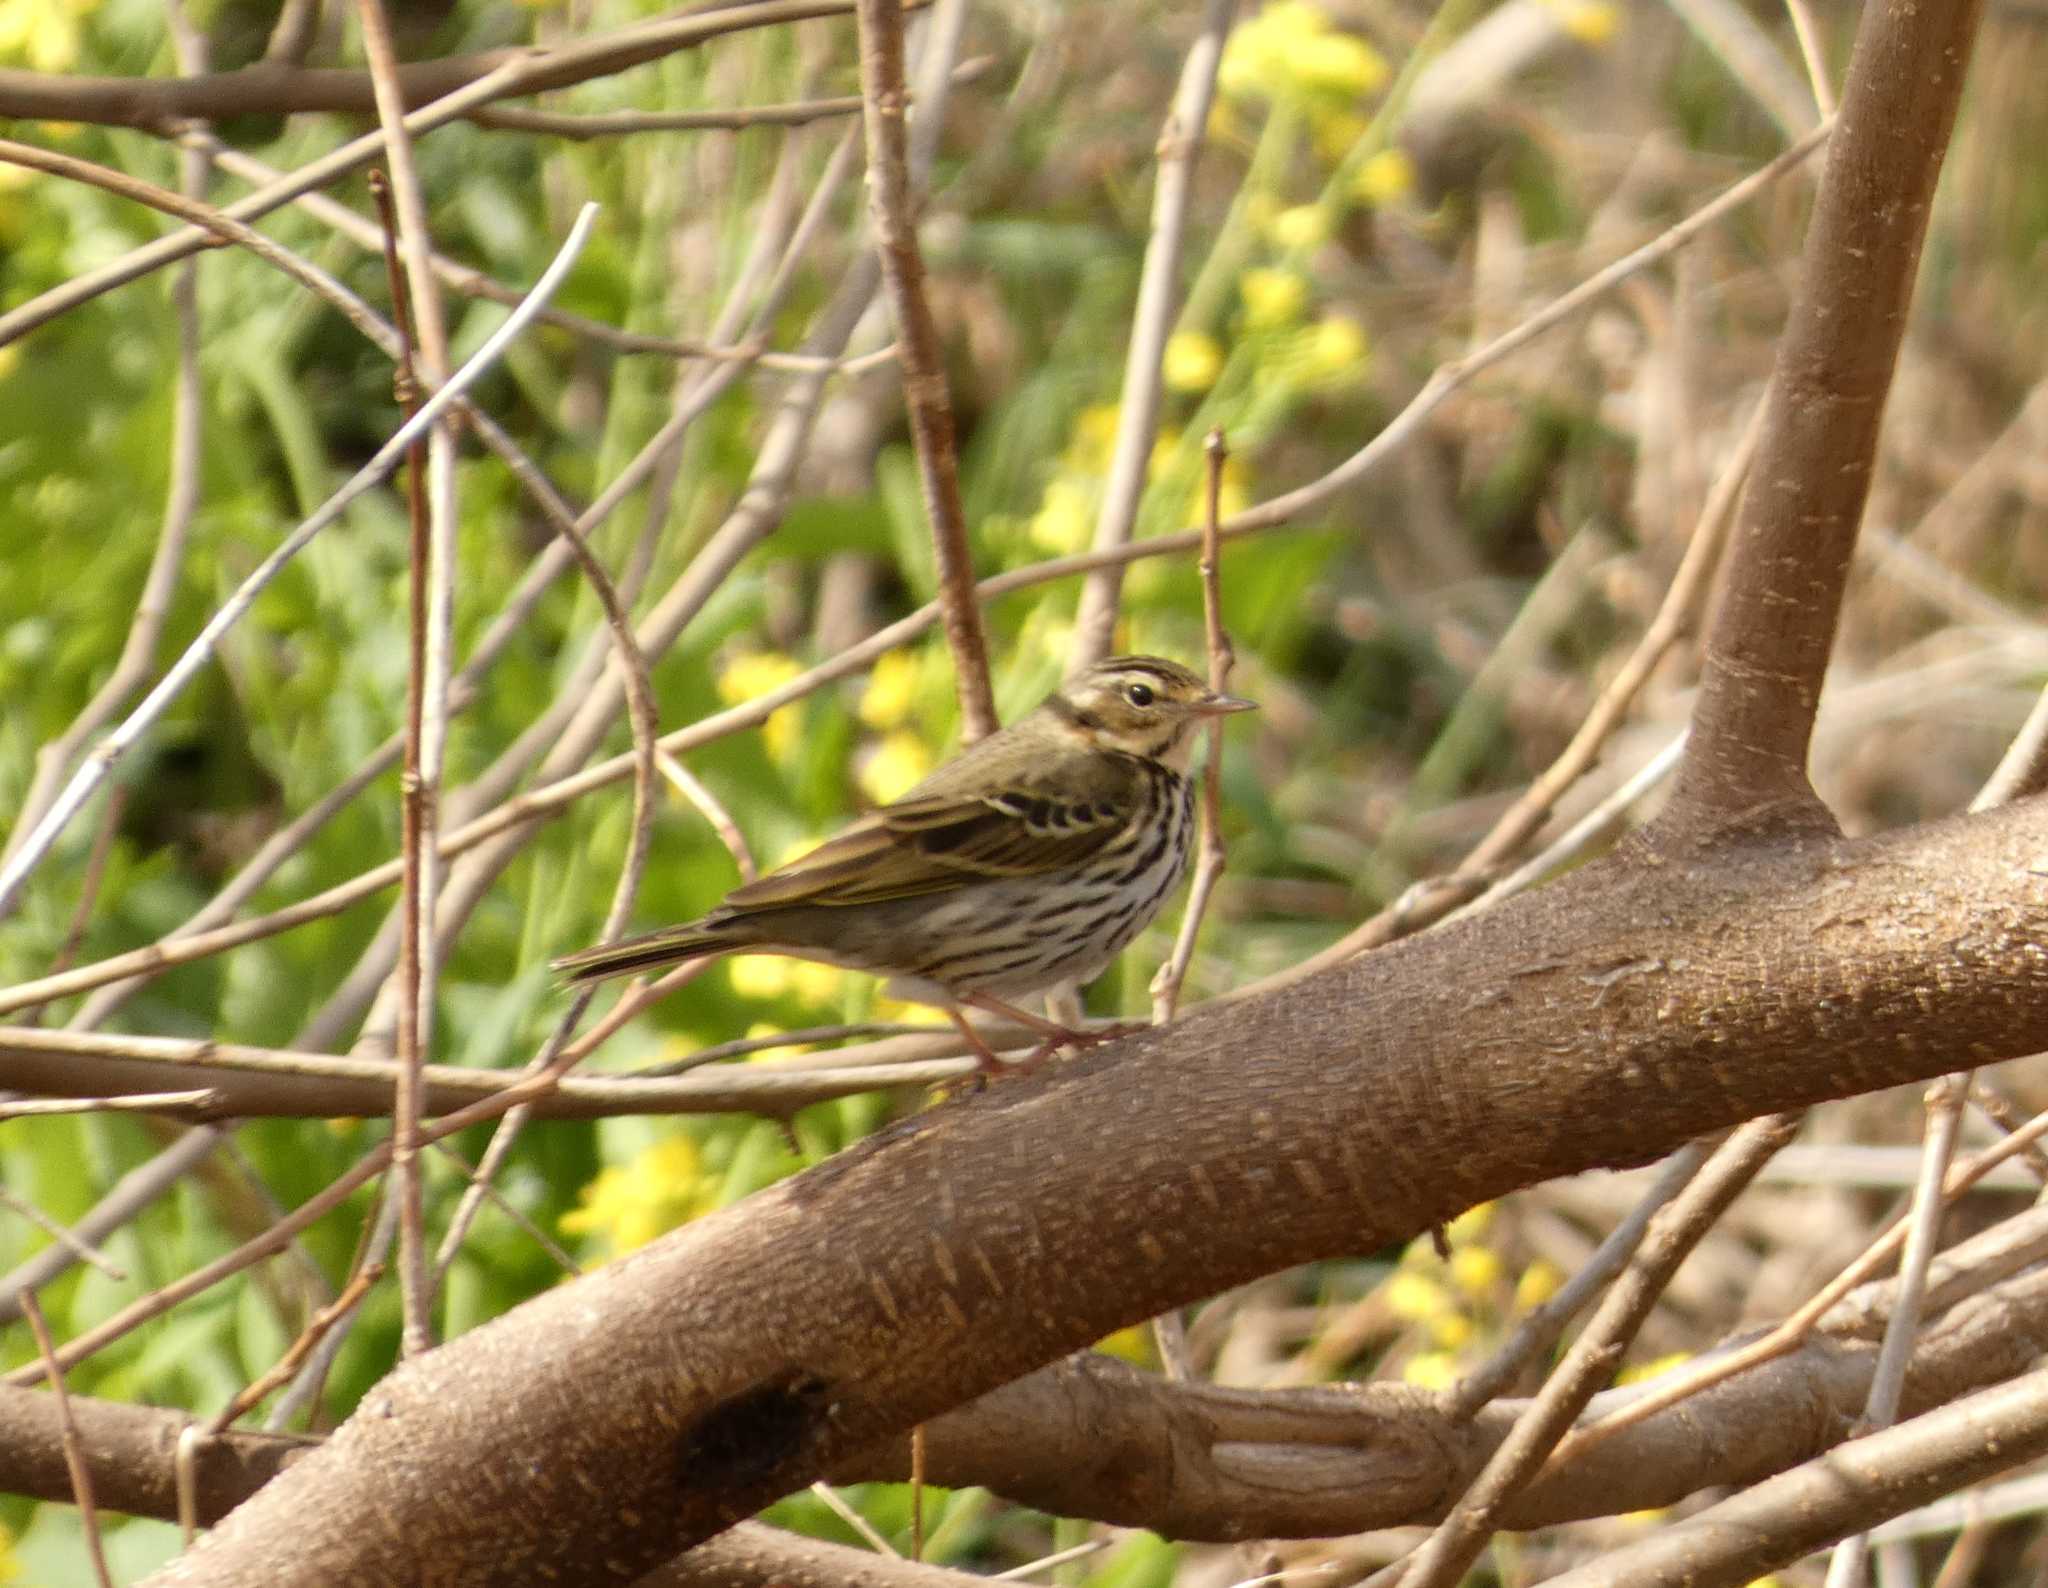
left=1044, top=655, right=1256, bottom=767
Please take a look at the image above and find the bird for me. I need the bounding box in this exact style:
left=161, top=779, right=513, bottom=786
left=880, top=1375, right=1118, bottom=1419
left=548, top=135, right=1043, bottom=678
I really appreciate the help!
left=552, top=655, right=1256, bottom=1073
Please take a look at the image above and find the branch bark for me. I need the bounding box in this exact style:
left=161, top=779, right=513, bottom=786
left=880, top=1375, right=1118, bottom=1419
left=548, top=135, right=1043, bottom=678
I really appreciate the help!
left=1659, top=0, right=1984, bottom=835
left=140, top=796, right=2048, bottom=1583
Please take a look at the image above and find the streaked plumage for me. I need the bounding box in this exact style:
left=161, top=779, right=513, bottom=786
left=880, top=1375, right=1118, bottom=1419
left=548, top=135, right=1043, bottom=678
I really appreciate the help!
left=553, top=656, right=1255, bottom=1071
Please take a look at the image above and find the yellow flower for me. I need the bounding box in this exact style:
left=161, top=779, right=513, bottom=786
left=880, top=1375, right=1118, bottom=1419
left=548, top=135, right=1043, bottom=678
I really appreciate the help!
left=1312, top=109, right=1370, bottom=165
left=1219, top=2, right=1384, bottom=104
left=1240, top=268, right=1308, bottom=329
left=1029, top=478, right=1093, bottom=554
left=0, top=0, right=98, bottom=72
left=1449, top=1246, right=1502, bottom=1297
left=1446, top=1202, right=1494, bottom=1244
left=1402, top=1350, right=1459, bottom=1391
left=1552, top=0, right=1621, bottom=46
left=1073, top=402, right=1123, bottom=469
left=1268, top=203, right=1331, bottom=251
left=1514, top=1258, right=1563, bottom=1312
left=0, top=1518, right=17, bottom=1584
left=1296, top=31, right=1388, bottom=98
left=1618, top=1350, right=1694, bottom=1386
left=718, top=651, right=803, bottom=762
left=560, top=1135, right=705, bottom=1254
left=1428, top=1311, right=1474, bottom=1350
left=743, top=1020, right=810, bottom=1060
left=1304, top=315, right=1369, bottom=385
left=1162, top=330, right=1224, bottom=393
left=1350, top=147, right=1416, bottom=208
left=1385, top=1270, right=1451, bottom=1322
left=1095, top=1323, right=1157, bottom=1366
left=859, top=650, right=920, bottom=730
left=860, top=729, right=934, bottom=804
left=728, top=954, right=791, bottom=1000
left=790, top=961, right=845, bottom=1006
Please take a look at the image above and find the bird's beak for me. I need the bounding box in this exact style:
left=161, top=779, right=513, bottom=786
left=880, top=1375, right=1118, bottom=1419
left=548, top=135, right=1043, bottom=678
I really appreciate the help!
left=1192, top=691, right=1258, bottom=716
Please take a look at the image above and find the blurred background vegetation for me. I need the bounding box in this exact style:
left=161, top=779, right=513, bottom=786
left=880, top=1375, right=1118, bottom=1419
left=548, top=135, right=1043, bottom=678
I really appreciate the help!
left=4, top=0, right=2048, bottom=1581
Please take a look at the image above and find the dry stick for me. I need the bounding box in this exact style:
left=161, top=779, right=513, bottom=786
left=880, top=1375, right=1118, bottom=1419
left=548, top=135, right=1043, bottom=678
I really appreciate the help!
left=1825, top=1079, right=1967, bottom=1588
left=1541, top=1366, right=2048, bottom=1588
left=1447, top=1135, right=1717, bottom=1419
left=18, top=1292, right=114, bottom=1588
left=0, top=0, right=898, bottom=343
left=0, top=138, right=658, bottom=1042
left=427, top=1141, right=579, bottom=1276
left=0, top=0, right=905, bottom=132
left=1389, top=1116, right=1800, bottom=1588
left=1783, top=0, right=1838, bottom=117
left=359, top=0, right=454, bottom=1364
left=0, top=204, right=599, bottom=919
left=196, top=132, right=904, bottom=375
left=210, top=1264, right=386, bottom=1436
left=910, top=1423, right=927, bottom=1560
left=0, top=112, right=1832, bottom=1021
left=854, top=0, right=995, bottom=741
left=412, top=134, right=860, bottom=1295
left=0, top=1186, right=126, bottom=1282
left=1152, top=429, right=1238, bottom=1024
left=364, top=165, right=437, bottom=1361
left=1826, top=629, right=2048, bottom=1582
left=1544, top=1091, right=2048, bottom=1477
left=319, top=119, right=853, bottom=1058
left=1069, top=0, right=1235, bottom=670
left=0, top=1126, right=223, bottom=1326
left=656, top=752, right=758, bottom=882
left=2, top=995, right=610, bottom=1389
left=809, top=1481, right=903, bottom=1557
left=26, top=787, right=127, bottom=1023
left=1, top=138, right=206, bottom=858
left=0, top=1091, right=223, bottom=1120
left=1270, top=386, right=1766, bottom=986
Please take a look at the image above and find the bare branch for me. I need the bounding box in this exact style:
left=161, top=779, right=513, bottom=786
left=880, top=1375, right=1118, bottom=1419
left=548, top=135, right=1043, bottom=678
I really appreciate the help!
left=854, top=0, right=996, bottom=740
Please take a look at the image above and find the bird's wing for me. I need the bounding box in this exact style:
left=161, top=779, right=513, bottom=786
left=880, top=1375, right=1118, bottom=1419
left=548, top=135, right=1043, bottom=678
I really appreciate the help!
left=722, top=753, right=1141, bottom=910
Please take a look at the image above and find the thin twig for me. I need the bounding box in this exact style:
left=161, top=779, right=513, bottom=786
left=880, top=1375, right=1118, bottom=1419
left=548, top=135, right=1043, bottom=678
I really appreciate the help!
left=657, top=752, right=757, bottom=882
left=0, top=203, right=600, bottom=918
left=1070, top=0, right=1235, bottom=668
left=1152, top=429, right=1239, bottom=1023
left=854, top=0, right=996, bottom=740
left=1391, top=1117, right=1799, bottom=1588
left=1449, top=1137, right=1718, bottom=1418
left=1783, top=0, right=1837, bottom=117
left=810, top=1481, right=903, bottom=1556
left=910, top=1422, right=927, bottom=1559
left=0, top=1090, right=223, bottom=1120
left=1545, top=1094, right=2048, bottom=1472
left=207, top=1265, right=387, bottom=1435
left=359, top=0, right=458, bottom=1363
left=18, top=1292, right=114, bottom=1588
left=0, top=111, right=1831, bottom=1016
left=1825, top=1079, right=1967, bottom=1588
left=1271, top=389, right=1765, bottom=984
left=0, top=1126, right=223, bottom=1323
left=0, top=1186, right=125, bottom=1282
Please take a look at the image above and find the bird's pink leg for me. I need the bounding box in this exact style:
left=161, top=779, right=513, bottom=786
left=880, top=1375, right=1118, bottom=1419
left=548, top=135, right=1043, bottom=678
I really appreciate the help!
left=960, top=994, right=1145, bottom=1065
left=945, top=1008, right=1016, bottom=1077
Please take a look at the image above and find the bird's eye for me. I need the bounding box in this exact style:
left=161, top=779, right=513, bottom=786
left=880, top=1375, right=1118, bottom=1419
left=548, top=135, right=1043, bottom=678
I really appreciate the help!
left=1125, top=682, right=1155, bottom=707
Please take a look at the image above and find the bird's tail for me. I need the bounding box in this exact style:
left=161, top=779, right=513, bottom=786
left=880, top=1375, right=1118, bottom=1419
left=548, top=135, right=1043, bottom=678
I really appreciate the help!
left=551, top=915, right=753, bottom=986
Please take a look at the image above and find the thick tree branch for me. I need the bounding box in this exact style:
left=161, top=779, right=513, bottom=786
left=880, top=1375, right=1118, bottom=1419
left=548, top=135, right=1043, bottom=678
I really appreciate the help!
left=141, top=793, right=2048, bottom=1583
left=1661, top=0, right=1984, bottom=834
